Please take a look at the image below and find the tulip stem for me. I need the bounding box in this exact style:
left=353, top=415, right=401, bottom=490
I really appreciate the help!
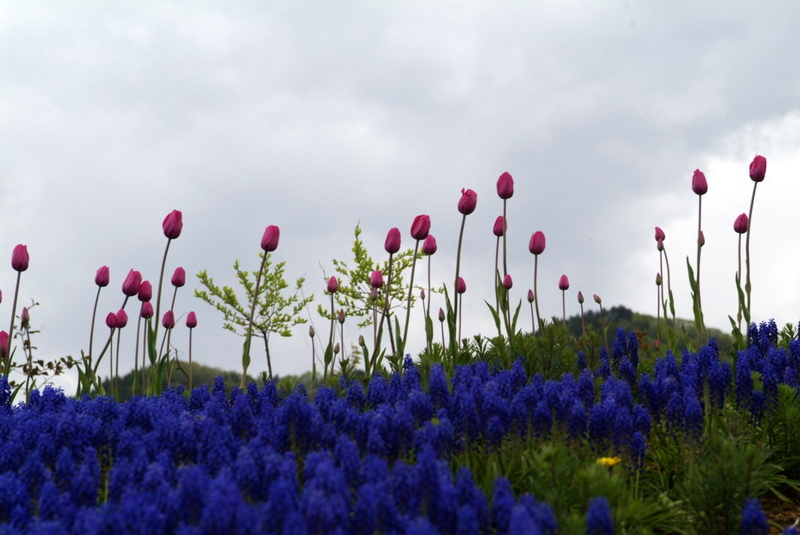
left=402, top=241, right=421, bottom=355
left=88, top=286, right=102, bottom=372
left=533, top=256, right=541, bottom=336
left=373, top=253, right=394, bottom=368
left=242, top=252, right=268, bottom=387
left=745, top=182, right=758, bottom=323
left=4, top=272, right=22, bottom=376
left=453, top=214, right=467, bottom=328
left=494, top=236, right=502, bottom=338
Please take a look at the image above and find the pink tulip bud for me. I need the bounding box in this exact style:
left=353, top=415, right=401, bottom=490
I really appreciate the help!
left=21, top=307, right=30, bottom=328
left=438, top=308, right=445, bottom=322
left=338, top=309, right=346, bottom=324
left=558, top=274, right=569, bottom=291
left=528, top=231, right=546, bottom=255
left=327, top=276, right=338, bottom=293
left=95, top=266, right=110, bottom=288
left=0, top=331, right=8, bottom=360
left=186, top=311, right=197, bottom=328
left=162, top=210, right=183, bottom=239
left=11, top=244, right=29, bottom=272
left=527, top=289, right=534, bottom=303
left=115, top=309, right=128, bottom=329
left=456, top=277, right=467, bottom=294
left=496, top=172, right=514, bottom=200
left=654, top=340, right=660, bottom=350
left=370, top=270, right=383, bottom=289
left=577, top=291, right=584, bottom=304
left=385, top=228, right=401, bottom=254
left=140, top=302, right=154, bottom=319
left=699, top=231, right=705, bottom=247
left=138, top=280, right=153, bottom=302
left=410, top=215, right=431, bottom=241
left=502, top=274, right=513, bottom=290
left=0, top=289, right=2, bottom=304
left=260, top=225, right=280, bottom=252
left=654, top=227, right=665, bottom=242
left=309, top=325, right=315, bottom=337
left=493, top=216, right=506, bottom=237
left=122, top=270, right=142, bottom=297
left=749, top=155, right=767, bottom=182
left=106, top=312, right=118, bottom=329
left=457, top=188, right=478, bottom=215
left=593, top=294, right=602, bottom=304
left=171, top=267, right=186, bottom=288
left=691, top=169, right=708, bottom=195
left=734, top=213, right=749, bottom=234
left=656, top=273, right=662, bottom=286
left=162, top=310, right=175, bottom=329
left=422, top=235, right=438, bottom=255
left=420, top=289, right=425, bottom=299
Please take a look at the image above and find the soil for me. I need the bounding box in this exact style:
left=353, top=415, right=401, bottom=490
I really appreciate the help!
left=763, top=485, right=800, bottom=534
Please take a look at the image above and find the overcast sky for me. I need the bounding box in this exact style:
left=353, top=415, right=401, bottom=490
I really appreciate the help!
left=2, top=2, right=800, bottom=392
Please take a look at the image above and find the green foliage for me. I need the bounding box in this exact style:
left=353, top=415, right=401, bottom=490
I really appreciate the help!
left=194, top=253, right=312, bottom=377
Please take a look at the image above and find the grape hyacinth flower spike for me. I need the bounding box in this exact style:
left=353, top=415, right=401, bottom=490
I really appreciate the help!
left=528, top=231, right=546, bottom=334
left=402, top=215, right=430, bottom=361
left=243, top=225, right=280, bottom=385
left=6, top=244, right=29, bottom=376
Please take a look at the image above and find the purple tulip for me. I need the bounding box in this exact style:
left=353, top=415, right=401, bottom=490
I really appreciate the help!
left=422, top=235, right=438, bottom=255
left=749, top=155, right=767, bottom=182
left=410, top=215, right=431, bottom=241
left=594, top=294, right=602, bottom=304
left=162, top=310, right=175, bottom=329
left=327, top=276, right=338, bottom=293
left=456, top=277, right=467, bottom=294
left=171, top=267, right=186, bottom=288
left=115, top=309, right=128, bottom=329
left=457, top=188, right=477, bottom=215
left=385, top=228, right=401, bottom=254
left=186, top=311, right=197, bottom=328
left=95, top=266, right=110, bottom=287
left=558, top=274, right=569, bottom=291
left=122, top=269, right=142, bottom=297
left=528, top=231, right=546, bottom=255
left=261, top=225, right=280, bottom=252
left=370, top=270, right=383, bottom=289
left=338, top=309, right=346, bottom=324
left=21, top=307, right=30, bottom=328
left=493, top=216, right=506, bottom=238
left=496, top=172, right=514, bottom=199
left=11, top=244, right=29, bottom=272
left=162, top=210, right=183, bottom=239
left=105, top=312, right=118, bottom=329
left=577, top=291, right=584, bottom=304
left=0, top=331, right=8, bottom=360
left=734, top=213, right=749, bottom=234
left=654, top=227, right=665, bottom=242
left=140, top=302, right=154, bottom=319
left=138, top=281, right=153, bottom=302
left=527, top=289, right=534, bottom=303
left=502, top=274, right=513, bottom=290
left=692, top=169, right=708, bottom=195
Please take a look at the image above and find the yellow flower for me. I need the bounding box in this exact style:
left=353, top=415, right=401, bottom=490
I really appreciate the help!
left=596, top=456, right=622, bottom=467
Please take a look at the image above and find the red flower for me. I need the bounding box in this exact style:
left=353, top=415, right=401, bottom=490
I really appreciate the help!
left=95, top=266, right=110, bottom=287
left=502, top=274, right=513, bottom=290
left=138, top=281, right=153, bottom=302
left=493, top=216, right=506, bottom=237
left=186, top=311, right=197, bottom=328
left=422, top=235, right=438, bottom=255
left=11, top=244, right=29, bottom=272
left=528, top=231, right=546, bottom=255
left=749, top=155, right=767, bottom=182
left=496, top=172, right=514, bottom=199
left=558, top=274, right=569, bottom=291
left=458, top=188, right=477, bottom=215
left=0, top=331, right=8, bottom=360
left=410, top=215, right=431, bottom=241
left=370, top=270, right=383, bottom=289
left=140, top=302, right=154, bottom=319
left=456, top=277, right=467, bottom=294
left=261, top=225, right=280, bottom=252
left=654, top=227, right=665, bottom=242
left=105, top=312, right=118, bottom=329
left=122, top=270, right=142, bottom=297
left=327, top=276, right=338, bottom=293
left=162, top=210, right=183, bottom=239
left=734, top=213, right=749, bottom=234
left=692, top=169, right=708, bottom=195
left=162, top=310, right=175, bottom=329
left=171, top=267, right=186, bottom=288
left=115, top=310, right=128, bottom=329
left=385, top=228, right=401, bottom=254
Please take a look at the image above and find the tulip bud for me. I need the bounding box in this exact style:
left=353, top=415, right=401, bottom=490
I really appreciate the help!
left=21, top=307, right=30, bottom=328
left=496, top=172, right=514, bottom=199
left=95, top=266, right=110, bottom=288
left=358, top=334, right=365, bottom=346
left=734, top=213, right=749, bottom=234
left=385, top=228, right=401, bottom=254
left=527, top=289, right=534, bottom=303
left=140, top=302, right=154, bottom=319
left=171, top=267, right=186, bottom=288
left=422, top=235, right=438, bottom=255
left=654, top=340, right=660, bottom=350
left=656, top=273, right=662, bottom=286
left=309, top=325, right=315, bottom=338
left=410, top=215, right=431, bottom=241
left=438, top=308, right=445, bottom=322
left=138, top=280, right=153, bottom=302
left=577, top=291, right=584, bottom=304
left=502, top=274, right=513, bottom=290
left=122, top=269, right=142, bottom=297
left=11, top=244, right=29, bottom=272
left=456, top=277, right=466, bottom=294
left=370, top=288, right=378, bottom=302
left=334, top=343, right=340, bottom=355
left=162, top=310, right=175, bottom=329
left=106, top=312, right=118, bottom=329
left=186, top=311, right=197, bottom=329
left=327, top=276, right=338, bottom=293
left=420, top=289, right=425, bottom=300
left=338, top=309, right=346, bottom=324
left=654, top=227, right=665, bottom=242
left=691, top=169, right=708, bottom=195
left=370, top=270, right=383, bottom=289
left=260, top=225, right=280, bottom=252
left=0, top=290, right=2, bottom=304
left=115, top=309, right=128, bottom=329
left=493, top=216, right=506, bottom=237
left=698, top=231, right=705, bottom=247
left=528, top=231, right=546, bottom=255
left=657, top=238, right=664, bottom=252
left=0, top=331, right=8, bottom=360
left=162, top=210, right=183, bottom=239
left=457, top=188, right=477, bottom=215
left=558, top=274, right=569, bottom=291
left=593, top=294, right=602, bottom=304
left=749, top=155, right=767, bottom=182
